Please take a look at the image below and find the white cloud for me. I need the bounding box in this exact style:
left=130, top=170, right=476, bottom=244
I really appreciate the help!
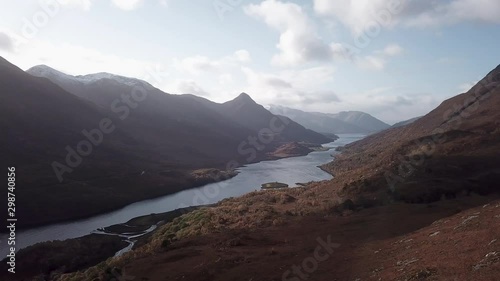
left=218, top=73, right=233, bottom=85
left=313, top=0, right=500, bottom=35
left=240, top=66, right=339, bottom=106
left=458, top=81, right=478, bottom=92
left=40, top=0, right=171, bottom=11
left=176, top=55, right=220, bottom=75
left=244, top=0, right=343, bottom=66
left=39, top=0, right=94, bottom=10
left=0, top=38, right=163, bottom=85
left=176, top=80, right=211, bottom=96
left=0, top=31, right=15, bottom=52
left=175, top=50, right=251, bottom=75
left=356, top=55, right=386, bottom=71
left=354, top=43, right=403, bottom=71
left=234, top=49, right=251, bottom=63
left=382, top=44, right=404, bottom=56
left=313, top=0, right=403, bottom=36
left=158, top=0, right=169, bottom=7
left=110, top=0, right=144, bottom=11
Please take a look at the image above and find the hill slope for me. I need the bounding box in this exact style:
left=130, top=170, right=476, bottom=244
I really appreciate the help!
left=324, top=64, right=500, bottom=204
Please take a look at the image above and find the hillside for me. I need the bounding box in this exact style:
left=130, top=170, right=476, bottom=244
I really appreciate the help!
left=391, top=116, right=421, bottom=128
left=0, top=58, right=330, bottom=229
left=28, top=66, right=331, bottom=151
left=40, top=66, right=500, bottom=281
left=324, top=64, right=500, bottom=205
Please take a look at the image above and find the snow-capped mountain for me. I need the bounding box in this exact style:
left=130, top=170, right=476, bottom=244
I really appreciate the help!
left=27, top=65, right=154, bottom=100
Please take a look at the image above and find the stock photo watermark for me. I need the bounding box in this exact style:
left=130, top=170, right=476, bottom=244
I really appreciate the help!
left=176, top=115, right=292, bottom=210
left=282, top=235, right=340, bottom=281
left=336, top=0, right=407, bottom=60
left=17, top=0, right=90, bottom=41
left=213, top=0, right=247, bottom=21
left=51, top=65, right=169, bottom=182
left=385, top=70, right=500, bottom=191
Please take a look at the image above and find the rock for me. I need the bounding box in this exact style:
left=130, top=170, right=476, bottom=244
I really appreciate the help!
left=429, top=231, right=440, bottom=237
left=280, top=194, right=296, bottom=204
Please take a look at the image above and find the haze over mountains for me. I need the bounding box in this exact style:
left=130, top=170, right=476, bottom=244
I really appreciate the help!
left=268, top=105, right=390, bottom=134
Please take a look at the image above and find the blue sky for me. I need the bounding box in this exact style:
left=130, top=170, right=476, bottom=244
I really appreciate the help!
left=1, top=0, right=499, bottom=124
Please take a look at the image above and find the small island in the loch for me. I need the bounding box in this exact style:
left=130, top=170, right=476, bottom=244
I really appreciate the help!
left=261, top=182, right=289, bottom=189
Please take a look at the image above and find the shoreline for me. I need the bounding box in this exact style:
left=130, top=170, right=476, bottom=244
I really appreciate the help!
left=2, top=140, right=336, bottom=234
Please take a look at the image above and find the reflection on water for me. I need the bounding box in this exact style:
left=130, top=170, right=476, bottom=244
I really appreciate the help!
left=0, top=134, right=364, bottom=255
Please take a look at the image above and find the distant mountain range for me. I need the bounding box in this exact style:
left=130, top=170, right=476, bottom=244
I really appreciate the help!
left=268, top=105, right=390, bottom=134
left=1, top=58, right=331, bottom=228
left=391, top=116, right=421, bottom=128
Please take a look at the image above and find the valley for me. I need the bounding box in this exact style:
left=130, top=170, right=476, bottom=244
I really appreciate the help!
left=10, top=64, right=497, bottom=281
left=1, top=4, right=499, bottom=278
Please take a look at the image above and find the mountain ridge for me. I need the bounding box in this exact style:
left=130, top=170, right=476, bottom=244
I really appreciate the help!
left=1, top=57, right=333, bottom=229
left=268, top=105, right=389, bottom=134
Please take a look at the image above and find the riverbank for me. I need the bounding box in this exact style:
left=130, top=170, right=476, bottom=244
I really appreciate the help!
left=0, top=206, right=202, bottom=280
left=6, top=141, right=330, bottom=233
left=1, top=136, right=350, bottom=259
left=0, top=135, right=353, bottom=279
left=3, top=168, right=236, bottom=233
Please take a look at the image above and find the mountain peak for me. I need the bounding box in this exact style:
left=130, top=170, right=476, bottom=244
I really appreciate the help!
left=228, top=92, right=257, bottom=105
left=27, top=65, right=153, bottom=89
left=236, top=92, right=253, bottom=100
left=27, top=64, right=63, bottom=74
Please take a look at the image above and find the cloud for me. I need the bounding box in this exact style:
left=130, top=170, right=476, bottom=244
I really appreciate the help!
left=218, top=73, right=233, bottom=85
left=244, top=0, right=344, bottom=66
left=381, top=44, right=404, bottom=56
left=303, top=90, right=341, bottom=103
left=2, top=39, right=164, bottom=85
left=458, top=81, right=478, bottom=92
left=175, top=50, right=251, bottom=75
left=40, top=0, right=170, bottom=11
left=406, top=0, right=500, bottom=27
left=356, top=55, right=386, bottom=71
left=234, top=49, right=251, bottom=63
left=313, top=0, right=403, bottom=36
left=176, top=55, right=219, bottom=75
left=176, top=80, right=211, bottom=97
left=0, top=32, right=14, bottom=52
left=158, top=0, right=169, bottom=7
left=353, top=43, right=403, bottom=71
left=240, top=66, right=339, bottom=107
left=110, top=0, right=144, bottom=11
left=314, top=0, right=500, bottom=36
left=41, top=0, right=94, bottom=10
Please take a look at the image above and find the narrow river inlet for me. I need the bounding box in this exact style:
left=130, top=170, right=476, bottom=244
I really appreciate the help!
left=0, top=134, right=364, bottom=256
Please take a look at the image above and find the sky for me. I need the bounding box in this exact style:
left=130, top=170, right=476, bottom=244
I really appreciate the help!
left=0, top=0, right=499, bottom=124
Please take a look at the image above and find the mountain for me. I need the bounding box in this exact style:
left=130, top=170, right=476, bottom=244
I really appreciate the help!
left=268, top=105, right=389, bottom=134
left=27, top=66, right=330, bottom=146
left=391, top=116, right=421, bottom=128
left=43, top=65, right=500, bottom=281
left=218, top=94, right=331, bottom=144
left=327, top=111, right=390, bottom=132
left=1, top=58, right=331, bottom=228
left=324, top=64, right=500, bottom=203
